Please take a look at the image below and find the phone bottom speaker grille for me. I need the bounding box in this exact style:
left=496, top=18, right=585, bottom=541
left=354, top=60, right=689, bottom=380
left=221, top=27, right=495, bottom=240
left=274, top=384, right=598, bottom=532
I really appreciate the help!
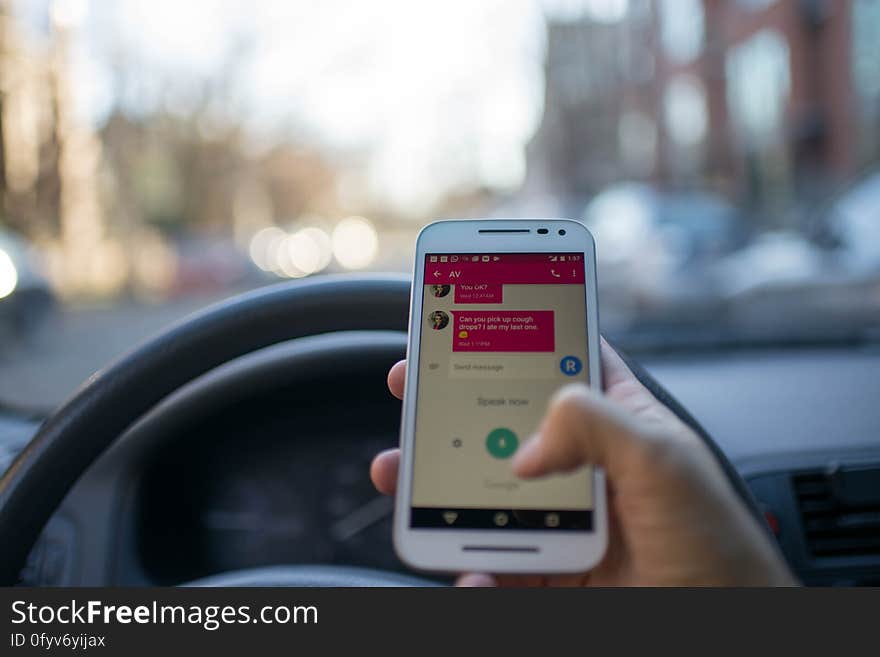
left=461, top=546, right=540, bottom=553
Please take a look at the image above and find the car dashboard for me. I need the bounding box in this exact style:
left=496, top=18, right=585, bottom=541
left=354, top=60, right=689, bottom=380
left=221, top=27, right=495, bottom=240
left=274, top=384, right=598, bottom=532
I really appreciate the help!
left=4, top=338, right=880, bottom=587
left=135, top=391, right=402, bottom=584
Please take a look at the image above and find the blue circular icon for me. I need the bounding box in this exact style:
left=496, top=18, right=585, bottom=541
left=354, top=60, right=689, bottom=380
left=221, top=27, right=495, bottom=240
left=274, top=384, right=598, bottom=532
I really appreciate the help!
left=560, top=356, right=582, bottom=376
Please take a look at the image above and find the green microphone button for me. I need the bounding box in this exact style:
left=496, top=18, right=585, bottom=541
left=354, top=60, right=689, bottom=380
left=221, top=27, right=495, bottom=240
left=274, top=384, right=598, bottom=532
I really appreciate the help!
left=486, top=427, right=519, bottom=459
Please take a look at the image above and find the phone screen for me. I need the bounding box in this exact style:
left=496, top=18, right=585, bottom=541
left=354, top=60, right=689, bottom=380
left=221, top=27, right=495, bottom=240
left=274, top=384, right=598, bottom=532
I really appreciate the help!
left=411, top=252, right=593, bottom=531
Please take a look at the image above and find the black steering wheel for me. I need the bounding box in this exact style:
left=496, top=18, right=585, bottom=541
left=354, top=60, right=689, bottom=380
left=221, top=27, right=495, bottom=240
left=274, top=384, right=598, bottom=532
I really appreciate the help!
left=0, top=274, right=763, bottom=586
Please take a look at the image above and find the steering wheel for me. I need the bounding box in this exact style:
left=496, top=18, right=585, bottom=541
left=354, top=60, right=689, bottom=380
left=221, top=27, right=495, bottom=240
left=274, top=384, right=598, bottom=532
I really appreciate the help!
left=0, top=274, right=763, bottom=585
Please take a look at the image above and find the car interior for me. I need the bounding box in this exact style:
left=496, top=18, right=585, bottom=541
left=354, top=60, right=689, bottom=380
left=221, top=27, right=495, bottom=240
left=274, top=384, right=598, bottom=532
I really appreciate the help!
left=0, top=274, right=878, bottom=587
left=1, top=1, right=879, bottom=588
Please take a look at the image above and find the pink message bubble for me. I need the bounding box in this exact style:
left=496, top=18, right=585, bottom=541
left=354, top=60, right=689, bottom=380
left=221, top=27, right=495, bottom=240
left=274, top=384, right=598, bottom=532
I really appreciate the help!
left=454, top=283, right=503, bottom=304
left=452, top=310, right=555, bottom=352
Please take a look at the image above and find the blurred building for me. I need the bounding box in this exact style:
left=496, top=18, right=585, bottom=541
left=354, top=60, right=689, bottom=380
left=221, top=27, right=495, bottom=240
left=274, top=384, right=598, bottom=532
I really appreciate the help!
left=524, top=0, right=658, bottom=215
left=527, top=0, right=880, bottom=227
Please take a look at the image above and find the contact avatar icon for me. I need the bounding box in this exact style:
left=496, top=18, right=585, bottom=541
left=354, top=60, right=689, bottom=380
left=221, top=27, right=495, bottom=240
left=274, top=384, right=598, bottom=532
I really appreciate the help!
left=560, top=356, right=582, bottom=376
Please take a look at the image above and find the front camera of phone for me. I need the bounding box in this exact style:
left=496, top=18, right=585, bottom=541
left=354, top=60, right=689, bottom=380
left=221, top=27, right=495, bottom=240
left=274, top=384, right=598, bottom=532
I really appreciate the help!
left=537, top=228, right=549, bottom=235
left=558, top=229, right=566, bottom=235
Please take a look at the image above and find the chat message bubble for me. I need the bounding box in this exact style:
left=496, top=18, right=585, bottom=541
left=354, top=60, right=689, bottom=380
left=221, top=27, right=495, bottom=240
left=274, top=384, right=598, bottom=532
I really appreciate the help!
left=452, top=310, right=554, bottom=352
left=454, top=283, right=503, bottom=304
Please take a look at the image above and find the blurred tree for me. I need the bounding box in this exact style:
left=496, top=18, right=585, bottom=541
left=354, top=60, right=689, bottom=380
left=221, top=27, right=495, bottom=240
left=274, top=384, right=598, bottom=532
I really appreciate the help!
left=100, top=106, right=341, bottom=237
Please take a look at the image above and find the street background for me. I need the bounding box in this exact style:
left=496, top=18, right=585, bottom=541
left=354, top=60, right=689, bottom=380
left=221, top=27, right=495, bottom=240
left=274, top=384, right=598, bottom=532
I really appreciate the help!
left=1, top=0, right=880, bottom=409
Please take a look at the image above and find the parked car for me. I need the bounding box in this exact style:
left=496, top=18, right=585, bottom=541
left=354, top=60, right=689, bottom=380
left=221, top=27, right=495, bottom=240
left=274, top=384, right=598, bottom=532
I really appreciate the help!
left=0, top=229, right=55, bottom=338
left=814, top=169, right=880, bottom=274
left=582, top=183, right=748, bottom=330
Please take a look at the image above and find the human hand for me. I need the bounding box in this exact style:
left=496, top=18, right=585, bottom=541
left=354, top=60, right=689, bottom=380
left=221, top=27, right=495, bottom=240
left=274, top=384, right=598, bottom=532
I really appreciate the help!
left=371, top=339, right=796, bottom=586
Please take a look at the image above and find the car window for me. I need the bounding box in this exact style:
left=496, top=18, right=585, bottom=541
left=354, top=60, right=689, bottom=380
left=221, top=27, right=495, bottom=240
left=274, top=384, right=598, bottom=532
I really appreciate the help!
left=1, top=0, right=879, bottom=408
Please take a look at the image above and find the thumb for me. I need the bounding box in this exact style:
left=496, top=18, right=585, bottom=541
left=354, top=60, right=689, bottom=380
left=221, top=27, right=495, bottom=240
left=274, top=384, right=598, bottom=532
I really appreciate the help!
left=512, top=383, right=648, bottom=480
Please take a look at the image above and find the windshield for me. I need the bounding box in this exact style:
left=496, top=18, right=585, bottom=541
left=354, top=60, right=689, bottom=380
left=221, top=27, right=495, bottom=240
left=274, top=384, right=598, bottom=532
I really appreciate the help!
left=1, top=0, right=879, bottom=409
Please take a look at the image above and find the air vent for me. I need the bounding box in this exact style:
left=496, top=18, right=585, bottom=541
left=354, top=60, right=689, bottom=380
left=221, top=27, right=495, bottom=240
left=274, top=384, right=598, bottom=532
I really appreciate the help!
left=793, top=465, right=880, bottom=559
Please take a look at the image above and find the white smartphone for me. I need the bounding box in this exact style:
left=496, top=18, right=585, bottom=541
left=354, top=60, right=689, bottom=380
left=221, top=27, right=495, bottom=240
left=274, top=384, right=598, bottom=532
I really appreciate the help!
left=393, top=219, right=607, bottom=574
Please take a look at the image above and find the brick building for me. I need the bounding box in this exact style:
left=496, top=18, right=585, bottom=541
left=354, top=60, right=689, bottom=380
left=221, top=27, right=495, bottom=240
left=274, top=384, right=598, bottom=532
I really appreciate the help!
left=526, top=0, right=880, bottom=226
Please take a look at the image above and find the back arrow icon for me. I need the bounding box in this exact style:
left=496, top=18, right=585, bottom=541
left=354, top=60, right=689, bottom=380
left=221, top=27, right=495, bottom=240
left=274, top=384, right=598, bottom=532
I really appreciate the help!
left=433, top=270, right=442, bottom=278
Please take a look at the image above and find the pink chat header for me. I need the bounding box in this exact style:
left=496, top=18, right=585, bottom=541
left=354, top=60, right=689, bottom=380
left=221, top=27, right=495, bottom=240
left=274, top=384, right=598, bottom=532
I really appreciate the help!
left=424, top=253, right=585, bottom=285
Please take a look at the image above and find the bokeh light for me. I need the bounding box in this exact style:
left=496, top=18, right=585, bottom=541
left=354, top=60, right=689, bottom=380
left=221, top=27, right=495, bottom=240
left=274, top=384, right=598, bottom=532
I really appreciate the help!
left=285, top=227, right=333, bottom=275
left=332, top=217, right=379, bottom=270
left=248, top=227, right=286, bottom=272
left=0, top=249, right=19, bottom=300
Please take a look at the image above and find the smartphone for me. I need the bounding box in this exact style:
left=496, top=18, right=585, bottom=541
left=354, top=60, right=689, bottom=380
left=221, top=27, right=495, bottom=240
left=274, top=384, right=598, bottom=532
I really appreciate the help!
left=393, top=219, right=607, bottom=573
